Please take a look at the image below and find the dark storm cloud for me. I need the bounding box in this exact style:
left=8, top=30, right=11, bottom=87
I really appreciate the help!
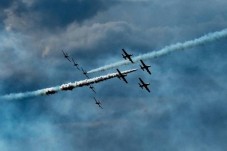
left=1, top=0, right=117, bottom=31
left=0, top=0, right=11, bottom=7
left=32, top=0, right=116, bottom=27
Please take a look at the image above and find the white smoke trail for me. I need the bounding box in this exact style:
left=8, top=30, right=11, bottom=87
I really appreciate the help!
left=88, top=28, right=227, bottom=73
left=0, top=69, right=137, bottom=100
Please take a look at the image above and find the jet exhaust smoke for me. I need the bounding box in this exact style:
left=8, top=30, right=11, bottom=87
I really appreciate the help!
left=0, top=69, right=137, bottom=100
left=88, top=28, right=227, bottom=73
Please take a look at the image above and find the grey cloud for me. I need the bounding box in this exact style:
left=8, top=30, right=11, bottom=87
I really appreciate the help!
left=1, top=0, right=117, bottom=31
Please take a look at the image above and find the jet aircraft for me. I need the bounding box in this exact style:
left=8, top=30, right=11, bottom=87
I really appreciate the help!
left=116, top=69, right=128, bottom=83
left=72, top=58, right=80, bottom=70
left=46, top=90, right=57, bottom=95
left=62, top=50, right=71, bottom=62
left=122, top=49, right=134, bottom=63
left=138, top=78, right=150, bottom=92
left=81, top=68, right=89, bottom=78
left=94, top=97, right=103, bottom=109
left=61, top=85, right=74, bottom=91
left=140, top=60, right=151, bottom=74
left=89, top=84, right=96, bottom=93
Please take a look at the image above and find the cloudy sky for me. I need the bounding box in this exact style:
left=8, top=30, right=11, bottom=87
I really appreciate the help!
left=0, top=0, right=227, bottom=150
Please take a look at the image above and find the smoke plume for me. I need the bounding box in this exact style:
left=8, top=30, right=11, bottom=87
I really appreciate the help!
left=88, top=28, right=227, bottom=73
left=0, top=69, right=137, bottom=100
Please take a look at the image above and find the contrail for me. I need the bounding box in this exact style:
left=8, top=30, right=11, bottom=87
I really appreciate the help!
left=88, top=28, right=227, bottom=73
left=0, top=69, right=137, bottom=100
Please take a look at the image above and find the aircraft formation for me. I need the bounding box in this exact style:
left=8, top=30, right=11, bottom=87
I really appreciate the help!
left=61, top=49, right=152, bottom=109
left=120, top=49, right=151, bottom=92
left=62, top=50, right=103, bottom=109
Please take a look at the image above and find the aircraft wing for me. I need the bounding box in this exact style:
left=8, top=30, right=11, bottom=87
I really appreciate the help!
left=62, top=50, right=66, bottom=56
left=128, top=57, right=134, bottom=63
left=121, top=76, right=128, bottom=83
left=89, top=85, right=96, bottom=93
left=99, top=104, right=103, bottom=109
left=139, top=78, right=144, bottom=84
left=92, top=89, right=96, bottom=93
left=140, top=60, right=146, bottom=66
left=122, top=49, right=128, bottom=55
left=66, top=57, right=71, bottom=62
left=85, top=74, right=89, bottom=78
left=82, top=68, right=89, bottom=78
left=144, top=86, right=150, bottom=92
left=82, top=68, right=87, bottom=73
left=146, top=68, right=151, bottom=74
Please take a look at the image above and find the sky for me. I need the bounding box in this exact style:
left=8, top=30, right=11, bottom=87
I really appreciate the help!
left=0, top=0, right=227, bottom=151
